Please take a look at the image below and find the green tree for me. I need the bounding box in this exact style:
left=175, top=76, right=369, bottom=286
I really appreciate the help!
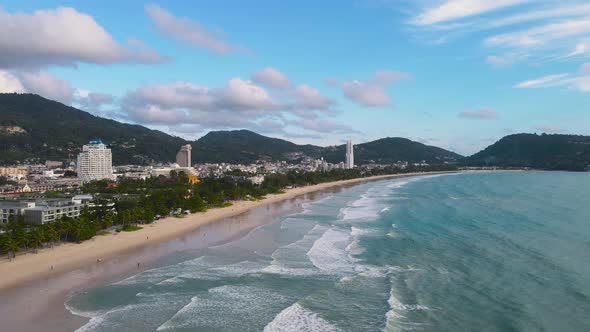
left=2, top=236, right=19, bottom=259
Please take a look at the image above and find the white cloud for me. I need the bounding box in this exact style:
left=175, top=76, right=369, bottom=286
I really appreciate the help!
left=412, top=0, right=529, bottom=25
left=299, top=119, right=358, bottom=134
left=217, top=78, right=277, bottom=110
left=329, top=70, right=408, bottom=107
left=251, top=67, right=292, bottom=89
left=515, top=63, right=590, bottom=92
left=120, top=71, right=345, bottom=137
left=486, top=55, right=513, bottom=67
left=293, top=84, right=334, bottom=110
left=77, top=92, right=114, bottom=108
left=0, top=7, right=166, bottom=69
left=17, top=71, right=75, bottom=104
left=566, top=42, right=590, bottom=58
left=485, top=3, right=590, bottom=29
left=0, top=71, right=25, bottom=93
left=145, top=3, right=248, bottom=55
left=458, top=108, right=498, bottom=119
left=406, top=1, right=590, bottom=63
left=486, top=18, right=590, bottom=48
left=0, top=69, right=115, bottom=107
left=515, top=73, right=570, bottom=88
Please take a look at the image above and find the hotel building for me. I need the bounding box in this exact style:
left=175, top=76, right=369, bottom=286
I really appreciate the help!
left=77, top=140, right=114, bottom=183
left=346, top=140, right=354, bottom=169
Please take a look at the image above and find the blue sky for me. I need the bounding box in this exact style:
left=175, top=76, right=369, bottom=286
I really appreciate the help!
left=0, top=0, right=589, bottom=155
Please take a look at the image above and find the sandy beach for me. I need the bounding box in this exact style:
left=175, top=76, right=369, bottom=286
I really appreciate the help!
left=0, top=172, right=456, bottom=292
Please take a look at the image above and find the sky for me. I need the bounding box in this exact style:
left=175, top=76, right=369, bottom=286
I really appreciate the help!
left=0, top=0, right=589, bottom=156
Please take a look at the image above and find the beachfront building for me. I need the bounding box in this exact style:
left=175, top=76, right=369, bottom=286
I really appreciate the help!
left=77, top=140, right=114, bottom=183
left=346, top=140, right=354, bottom=169
left=24, top=200, right=84, bottom=224
left=0, top=201, right=36, bottom=224
left=176, top=144, right=192, bottom=168
left=0, top=199, right=84, bottom=224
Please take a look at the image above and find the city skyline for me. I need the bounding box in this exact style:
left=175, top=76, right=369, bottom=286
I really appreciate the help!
left=0, top=0, right=589, bottom=156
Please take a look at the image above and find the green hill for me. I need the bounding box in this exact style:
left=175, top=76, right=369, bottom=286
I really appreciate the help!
left=0, top=93, right=185, bottom=164
left=193, top=130, right=323, bottom=164
left=465, top=133, right=590, bottom=171
left=321, top=137, right=462, bottom=164
left=0, top=93, right=462, bottom=165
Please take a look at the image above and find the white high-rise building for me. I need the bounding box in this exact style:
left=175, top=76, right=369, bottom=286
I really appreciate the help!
left=345, top=140, right=354, bottom=169
left=176, top=144, right=192, bottom=167
left=77, top=140, right=114, bottom=183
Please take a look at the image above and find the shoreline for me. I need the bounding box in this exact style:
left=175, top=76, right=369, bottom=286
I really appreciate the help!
left=0, top=171, right=457, bottom=291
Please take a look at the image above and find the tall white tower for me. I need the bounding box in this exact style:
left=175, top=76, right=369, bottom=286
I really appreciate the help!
left=345, top=140, right=354, bottom=169
left=77, top=139, right=114, bottom=183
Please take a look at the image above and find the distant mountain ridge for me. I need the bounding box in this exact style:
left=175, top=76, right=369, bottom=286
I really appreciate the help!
left=465, top=133, right=590, bottom=171
left=3, top=93, right=589, bottom=171
left=0, top=94, right=463, bottom=165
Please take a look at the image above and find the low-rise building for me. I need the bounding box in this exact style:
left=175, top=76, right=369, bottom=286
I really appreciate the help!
left=0, top=198, right=85, bottom=224
left=24, top=200, right=83, bottom=224
left=0, top=201, right=36, bottom=224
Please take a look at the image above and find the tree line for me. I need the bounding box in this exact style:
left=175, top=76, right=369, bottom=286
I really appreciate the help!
left=1, top=164, right=457, bottom=259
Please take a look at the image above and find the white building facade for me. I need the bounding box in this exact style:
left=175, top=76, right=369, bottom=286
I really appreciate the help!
left=345, top=140, right=354, bottom=169
left=77, top=140, right=114, bottom=183
left=176, top=144, right=192, bottom=168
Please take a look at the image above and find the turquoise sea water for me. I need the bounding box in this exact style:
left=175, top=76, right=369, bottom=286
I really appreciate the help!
left=66, top=172, right=590, bottom=331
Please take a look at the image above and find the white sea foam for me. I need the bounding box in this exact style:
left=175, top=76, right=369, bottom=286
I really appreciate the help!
left=65, top=301, right=106, bottom=332
left=263, top=303, right=341, bottom=332
left=385, top=288, right=430, bottom=331
left=387, top=224, right=399, bottom=238
left=112, top=256, right=215, bottom=286
left=157, top=285, right=290, bottom=331
left=262, top=225, right=326, bottom=276
left=307, top=228, right=354, bottom=274
left=68, top=293, right=187, bottom=332
left=297, top=195, right=335, bottom=215
left=339, top=183, right=397, bottom=221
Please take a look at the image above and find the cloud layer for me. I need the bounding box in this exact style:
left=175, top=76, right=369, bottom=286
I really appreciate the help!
left=0, top=7, right=167, bottom=69
left=408, top=1, right=590, bottom=65
left=458, top=108, right=499, bottom=119
left=145, top=4, right=249, bottom=55
left=412, top=0, right=529, bottom=26
left=329, top=70, right=408, bottom=107
left=515, top=63, right=590, bottom=92
left=117, top=67, right=353, bottom=137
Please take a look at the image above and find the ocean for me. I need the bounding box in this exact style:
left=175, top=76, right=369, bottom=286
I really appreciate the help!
left=65, top=171, right=590, bottom=331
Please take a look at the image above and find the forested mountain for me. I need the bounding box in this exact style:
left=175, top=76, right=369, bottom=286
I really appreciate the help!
left=192, top=130, right=323, bottom=163
left=321, top=137, right=462, bottom=164
left=0, top=93, right=464, bottom=165
left=0, top=93, right=185, bottom=164
left=465, top=133, right=590, bottom=171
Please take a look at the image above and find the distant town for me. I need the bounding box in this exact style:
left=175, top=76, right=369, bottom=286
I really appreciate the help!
left=0, top=139, right=462, bottom=227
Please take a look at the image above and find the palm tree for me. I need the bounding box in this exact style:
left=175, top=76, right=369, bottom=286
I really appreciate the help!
left=29, top=228, right=45, bottom=253
left=14, top=229, right=28, bottom=252
left=44, top=225, right=59, bottom=247
left=2, top=236, right=19, bottom=260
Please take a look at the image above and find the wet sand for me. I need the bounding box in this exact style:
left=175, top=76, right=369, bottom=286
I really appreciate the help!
left=0, top=172, right=455, bottom=332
